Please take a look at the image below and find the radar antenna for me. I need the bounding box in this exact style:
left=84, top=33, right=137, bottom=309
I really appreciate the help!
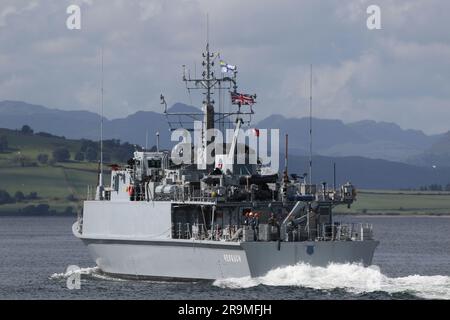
left=162, top=20, right=256, bottom=170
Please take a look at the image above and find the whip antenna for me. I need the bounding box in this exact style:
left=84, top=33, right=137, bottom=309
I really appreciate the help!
left=309, top=64, right=313, bottom=186
left=96, top=47, right=105, bottom=200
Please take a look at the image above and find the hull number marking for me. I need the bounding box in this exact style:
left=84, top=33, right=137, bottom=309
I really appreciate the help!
left=223, top=254, right=241, bottom=263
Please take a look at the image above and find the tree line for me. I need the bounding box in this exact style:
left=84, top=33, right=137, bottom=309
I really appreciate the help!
left=0, top=190, right=38, bottom=205
left=0, top=125, right=140, bottom=165
left=418, top=184, right=450, bottom=192
left=52, top=138, right=137, bottom=163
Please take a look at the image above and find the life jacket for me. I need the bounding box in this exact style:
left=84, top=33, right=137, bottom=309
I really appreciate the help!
left=127, top=185, right=134, bottom=196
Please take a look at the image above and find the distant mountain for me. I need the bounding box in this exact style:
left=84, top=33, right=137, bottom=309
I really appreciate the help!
left=0, top=100, right=102, bottom=139
left=167, top=102, right=201, bottom=113
left=104, top=103, right=204, bottom=147
left=407, top=131, right=450, bottom=168
left=0, top=100, right=196, bottom=148
left=284, top=154, right=450, bottom=190
left=256, top=115, right=367, bottom=151
left=1, top=126, right=449, bottom=193
left=255, top=115, right=440, bottom=163
left=427, top=131, right=450, bottom=155
left=347, top=120, right=433, bottom=149
left=0, top=100, right=444, bottom=166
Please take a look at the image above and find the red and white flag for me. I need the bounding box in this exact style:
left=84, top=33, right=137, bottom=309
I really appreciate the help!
left=230, top=92, right=256, bottom=105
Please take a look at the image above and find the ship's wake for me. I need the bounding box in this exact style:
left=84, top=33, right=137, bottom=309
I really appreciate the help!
left=49, top=267, right=195, bottom=284
left=213, top=263, right=450, bottom=300
left=50, top=266, right=126, bottom=282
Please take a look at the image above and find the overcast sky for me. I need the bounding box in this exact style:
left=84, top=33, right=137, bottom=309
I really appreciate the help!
left=0, top=0, right=449, bottom=134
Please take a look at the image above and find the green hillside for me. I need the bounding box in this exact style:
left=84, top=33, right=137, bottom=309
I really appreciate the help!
left=0, top=127, right=135, bottom=215
left=336, top=189, right=450, bottom=215
left=1, top=127, right=450, bottom=215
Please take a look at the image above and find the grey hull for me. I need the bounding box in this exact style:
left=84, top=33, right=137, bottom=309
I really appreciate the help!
left=242, top=240, right=379, bottom=277
left=75, top=224, right=379, bottom=280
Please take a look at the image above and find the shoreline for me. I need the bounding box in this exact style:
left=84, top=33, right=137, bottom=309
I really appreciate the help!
left=334, top=214, right=450, bottom=218
left=0, top=212, right=449, bottom=218
left=0, top=212, right=76, bottom=217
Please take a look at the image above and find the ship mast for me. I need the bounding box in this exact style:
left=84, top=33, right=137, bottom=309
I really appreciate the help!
left=163, top=20, right=254, bottom=169
left=96, top=47, right=105, bottom=200
left=205, top=14, right=213, bottom=116
left=204, top=41, right=215, bottom=146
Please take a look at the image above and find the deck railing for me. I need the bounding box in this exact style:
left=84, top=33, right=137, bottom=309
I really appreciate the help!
left=318, top=222, right=373, bottom=241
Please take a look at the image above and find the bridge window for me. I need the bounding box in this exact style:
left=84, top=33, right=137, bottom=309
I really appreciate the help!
left=148, top=159, right=161, bottom=168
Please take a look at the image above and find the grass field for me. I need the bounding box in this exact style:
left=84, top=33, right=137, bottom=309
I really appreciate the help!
left=336, top=190, right=450, bottom=215
left=0, top=128, right=111, bottom=214
left=2, top=128, right=450, bottom=215
left=0, top=128, right=82, bottom=165
left=0, top=164, right=106, bottom=214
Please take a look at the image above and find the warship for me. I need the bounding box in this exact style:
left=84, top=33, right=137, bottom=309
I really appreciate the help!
left=73, top=42, right=379, bottom=280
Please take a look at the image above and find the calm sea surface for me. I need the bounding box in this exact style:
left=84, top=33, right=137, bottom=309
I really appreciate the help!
left=0, top=215, right=449, bottom=299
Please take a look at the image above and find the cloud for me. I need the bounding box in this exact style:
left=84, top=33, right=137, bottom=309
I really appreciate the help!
left=33, top=37, right=86, bottom=55
left=138, top=0, right=163, bottom=21
left=0, top=1, right=38, bottom=27
left=75, top=81, right=100, bottom=110
left=0, top=6, right=17, bottom=27
left=0, top=0, right=449, bottom=134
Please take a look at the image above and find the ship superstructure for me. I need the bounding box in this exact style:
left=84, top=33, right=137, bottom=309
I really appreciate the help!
left=73, top=43, right=378, bottom=280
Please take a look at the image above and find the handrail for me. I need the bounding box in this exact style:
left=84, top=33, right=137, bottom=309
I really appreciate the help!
left=317, top=222, right=374, bottom=241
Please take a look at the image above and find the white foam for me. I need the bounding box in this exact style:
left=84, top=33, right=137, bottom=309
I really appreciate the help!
left=50, top=266, right=100, bottom=280
left=213, top=263, right=450, bottom=300
left=50, top=266, right=126, bottom=281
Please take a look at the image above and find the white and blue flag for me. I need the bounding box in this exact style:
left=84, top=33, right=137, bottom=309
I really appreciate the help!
left=220, top=60, right=236, bottom=73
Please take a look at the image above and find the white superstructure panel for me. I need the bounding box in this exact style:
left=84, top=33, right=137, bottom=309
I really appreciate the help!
left=82, top=201, right=172, bottom=239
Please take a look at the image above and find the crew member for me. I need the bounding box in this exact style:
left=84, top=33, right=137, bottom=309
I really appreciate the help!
left=255, top=212, right=260, bottom=241
left=268, top=213, right=280, bottom=241
left=243, top=212, right=250, bottom=226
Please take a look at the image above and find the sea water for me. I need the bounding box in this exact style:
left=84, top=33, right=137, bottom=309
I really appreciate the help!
left=0, top=215, right=449, bottom=299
